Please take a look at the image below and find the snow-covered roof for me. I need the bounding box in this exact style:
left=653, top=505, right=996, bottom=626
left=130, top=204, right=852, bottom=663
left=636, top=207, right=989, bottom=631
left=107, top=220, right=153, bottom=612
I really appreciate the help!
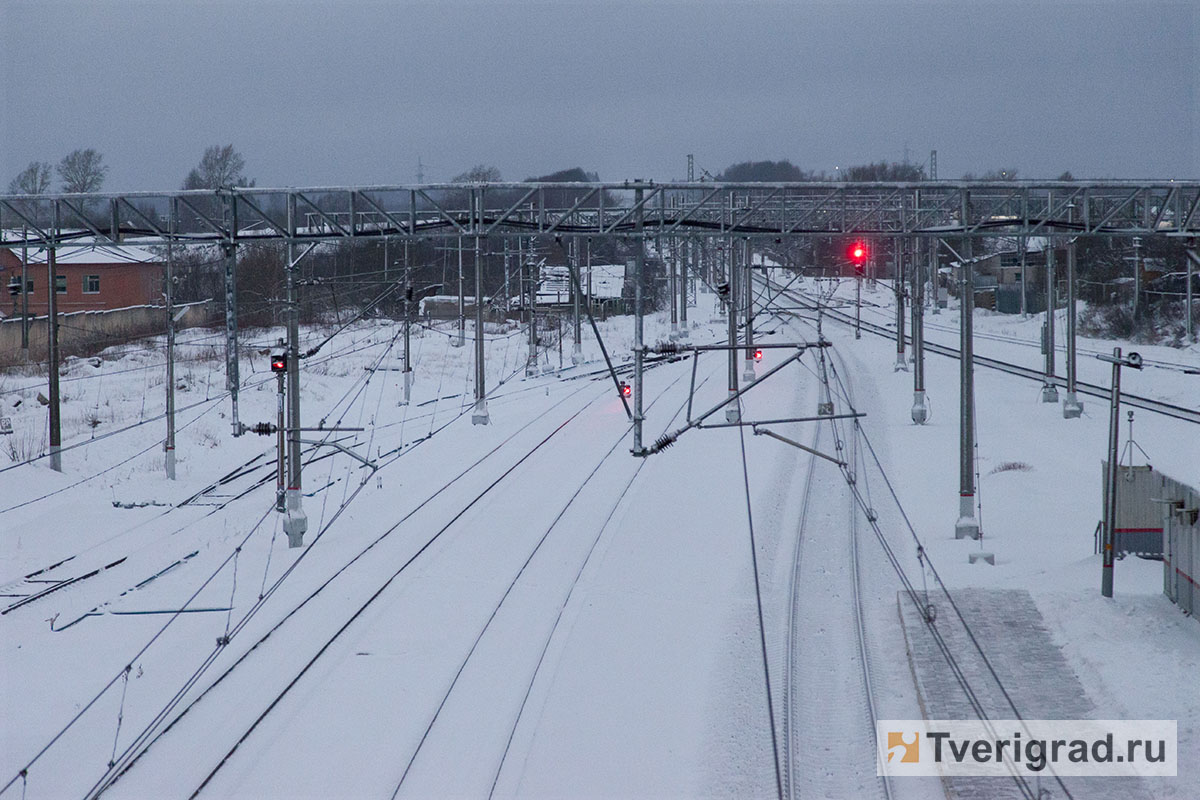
left=537, top=263, right=625, bottom=301
left=2, top=234, right=159, bottom=265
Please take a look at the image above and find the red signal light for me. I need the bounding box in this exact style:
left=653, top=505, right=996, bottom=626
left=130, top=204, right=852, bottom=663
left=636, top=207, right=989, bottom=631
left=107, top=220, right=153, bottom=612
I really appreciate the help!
left=848, top=241, right=868, bottom=265
left=271, top=353, right=287, bottom=372
left=753, top=349, right=763, bottom=361
left=619, top=382, right=632, bottom=398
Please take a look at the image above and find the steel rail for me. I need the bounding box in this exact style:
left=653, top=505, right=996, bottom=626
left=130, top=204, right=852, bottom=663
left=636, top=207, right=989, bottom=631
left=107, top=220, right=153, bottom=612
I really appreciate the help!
left=770, top=281, right=1200, bottom=425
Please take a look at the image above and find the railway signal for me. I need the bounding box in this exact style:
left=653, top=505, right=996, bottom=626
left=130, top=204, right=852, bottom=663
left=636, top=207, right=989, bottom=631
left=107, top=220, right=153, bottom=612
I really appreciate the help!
left=270, top=353, right=287, bottom=372
left=849, top=241, right=868, bottom=339
left=754, top=348, right=763, bottom=361
left=619, top=381, right=632, bottom=399
left=848, top=241, right=868, bottom=273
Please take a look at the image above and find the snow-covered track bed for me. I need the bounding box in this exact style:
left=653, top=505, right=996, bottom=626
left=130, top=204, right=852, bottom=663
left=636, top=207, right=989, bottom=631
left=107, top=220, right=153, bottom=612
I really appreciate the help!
left=86, top=378, right=611, bottom=798
left=774, top=314, right=892, bottom=800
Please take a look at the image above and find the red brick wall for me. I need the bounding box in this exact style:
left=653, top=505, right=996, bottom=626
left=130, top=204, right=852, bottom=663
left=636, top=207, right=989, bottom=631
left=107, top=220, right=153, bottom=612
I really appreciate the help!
left=1, top=250, right=162, bottom=316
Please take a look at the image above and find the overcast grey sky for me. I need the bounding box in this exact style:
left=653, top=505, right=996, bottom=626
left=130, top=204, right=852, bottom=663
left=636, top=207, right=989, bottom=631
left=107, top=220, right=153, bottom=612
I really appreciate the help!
left=2, top=0, right=1196, bottom=191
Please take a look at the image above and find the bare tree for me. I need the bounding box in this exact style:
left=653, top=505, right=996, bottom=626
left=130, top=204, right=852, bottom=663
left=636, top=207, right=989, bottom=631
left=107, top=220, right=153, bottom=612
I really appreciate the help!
left=8, top=162, right=52, bottom=195
left=452, top=164, right=502, bottom=183
left=6, top=162, right=52, bottom=223
left=846, top=161, right=925, bottom=181
left=182, top=144, right=255, bottom=190
left=442, top=164, right=503, bottom=211
left=57, top=148, right=108, bottom=193
left=961, top=168, right=1019, bottom=181
left=719, top=160, right=813, bottom=181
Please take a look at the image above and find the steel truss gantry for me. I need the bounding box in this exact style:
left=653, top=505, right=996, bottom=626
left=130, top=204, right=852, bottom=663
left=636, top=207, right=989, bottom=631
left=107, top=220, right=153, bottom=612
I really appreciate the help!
left=3, top=179, right=1199, bottom=248
left=4, top=180, right=1194, bottom=547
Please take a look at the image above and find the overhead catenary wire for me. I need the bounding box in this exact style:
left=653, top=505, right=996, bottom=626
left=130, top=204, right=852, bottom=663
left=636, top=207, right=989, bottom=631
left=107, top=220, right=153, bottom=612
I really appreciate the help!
left=484, top=367, right=715, bottom=798
left=4, top=319, right=442, bottom=796
left=820, top=351, right=1073, bottom=800
left=735, top=406, right=786, bottom=800
left=182, top=390, right=605, bottom=799
left=391, top=364, right=703, bottom=798
left=756, top=290, right=1056, bottom=799
left=88, top=364, right=616, bottom=797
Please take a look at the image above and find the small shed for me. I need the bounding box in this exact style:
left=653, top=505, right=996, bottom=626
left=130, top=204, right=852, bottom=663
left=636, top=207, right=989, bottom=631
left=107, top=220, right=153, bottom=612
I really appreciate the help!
left=1100, top=464, right=1165, bottom=557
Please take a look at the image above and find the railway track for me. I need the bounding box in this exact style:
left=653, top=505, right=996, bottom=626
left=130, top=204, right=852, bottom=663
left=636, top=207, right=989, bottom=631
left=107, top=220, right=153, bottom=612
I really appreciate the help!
left=852, top=296, right=1196, bottom=373
left=393, top=366, right=710, bottom=800
left=766, top=277, right=1200, bottom=425
left=774, top=312, right=891, bottom=800
left=79, top=377, right=607, bottom=799
left=149, top=358, right=708, bottom=800
left=0, top=347, right=636, bottom=621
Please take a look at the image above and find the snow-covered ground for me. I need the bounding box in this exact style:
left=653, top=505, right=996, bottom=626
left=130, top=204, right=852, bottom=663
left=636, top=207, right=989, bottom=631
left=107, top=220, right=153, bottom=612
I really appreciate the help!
left=1, top=276, right=1197, bottom=799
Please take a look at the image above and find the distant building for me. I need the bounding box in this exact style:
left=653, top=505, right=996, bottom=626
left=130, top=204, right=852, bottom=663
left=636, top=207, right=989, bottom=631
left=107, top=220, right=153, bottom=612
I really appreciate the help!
left=945, top=238, right=1064, bottom=314
left=536, top=263, right=626, bottom=305
left=1, top=238, right=163, bottom=317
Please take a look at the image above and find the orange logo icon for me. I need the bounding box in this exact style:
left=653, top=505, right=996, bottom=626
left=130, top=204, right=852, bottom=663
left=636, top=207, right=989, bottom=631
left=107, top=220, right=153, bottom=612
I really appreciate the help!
left=887, top=731, right=920, bottom=763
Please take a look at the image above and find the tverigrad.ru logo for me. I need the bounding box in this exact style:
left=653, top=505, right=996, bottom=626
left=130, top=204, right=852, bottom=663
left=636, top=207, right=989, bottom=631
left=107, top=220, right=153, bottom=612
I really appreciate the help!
left=886, top=731, right=920, bottom=764
left=877, top=720, right=1177, bottom=778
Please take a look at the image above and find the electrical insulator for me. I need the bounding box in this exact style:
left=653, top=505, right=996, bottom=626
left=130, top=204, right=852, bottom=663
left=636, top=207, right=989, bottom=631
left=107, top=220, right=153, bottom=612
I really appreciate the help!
left=271, top=353, right=287, bottom=372
left=619, top=382, right=632, bottom=399
left=250, top=422, right=277, bottom=435
left=7, top=278, right=19, bottom=296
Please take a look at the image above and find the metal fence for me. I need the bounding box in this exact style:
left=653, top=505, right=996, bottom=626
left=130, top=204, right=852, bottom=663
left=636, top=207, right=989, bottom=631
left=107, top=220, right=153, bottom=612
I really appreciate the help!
left=1161, top=472, right=1200, bottom=618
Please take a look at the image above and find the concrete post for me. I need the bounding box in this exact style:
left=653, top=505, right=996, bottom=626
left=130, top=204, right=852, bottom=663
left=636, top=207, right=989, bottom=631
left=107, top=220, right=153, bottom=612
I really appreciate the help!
left=726, top=235, right=740, bottom=422
left=571, top=238, right=583, bottom=364
left=1063, top=215, right=1083, bottom=417
left=47, top=204, right=62, bottom=473
left=275, top=367, right=285, bottom=512
left=956, top=203, right=981, bottom=540
left=743, top=238, right=756, bottom=383
left=1132, top=236, right=1141, bottom=320
left=1186, top=247, right=1197, bottom=342
left=1042, top=240, right=1059, bottom=402
left=455, top=236, right=465, bottom=347
left=930, top=239, right=940, bottom=315
left=855, top=274, right=862, bottom=339
left=402, top=261, right=412, bottom=406
left=912, top=236, right=928, bottom=424
left=679, top=236, right=689, bottom=338
left=20, top=225, right=29, bottom=361
left=472, top=192, right=490, bottom=425
left=164, top=206, right=177, bottom=479
left=586, top=238, right=593, bottom=321
left=669, top=236, right=679, bottom=340
left=222, top=237, right=241, bottom=436
left=1102, top=349, right=1122, bottom=598
left=1019, top=235, right=1029, bottom=318
left=633, top=184, right=647, bottom=449
left=894, top=237, right=908, bottom=371
left=283, top=197, right=307, bottom=547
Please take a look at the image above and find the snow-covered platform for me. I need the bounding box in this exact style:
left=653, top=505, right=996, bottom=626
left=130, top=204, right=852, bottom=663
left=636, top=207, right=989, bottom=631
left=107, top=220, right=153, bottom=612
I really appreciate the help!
left=898, top=588, right=1150, bottom=800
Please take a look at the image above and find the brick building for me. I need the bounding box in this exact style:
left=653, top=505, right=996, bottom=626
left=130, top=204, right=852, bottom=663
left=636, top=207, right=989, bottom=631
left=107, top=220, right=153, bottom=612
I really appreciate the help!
left=1, top=238, right=163, bottom=317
